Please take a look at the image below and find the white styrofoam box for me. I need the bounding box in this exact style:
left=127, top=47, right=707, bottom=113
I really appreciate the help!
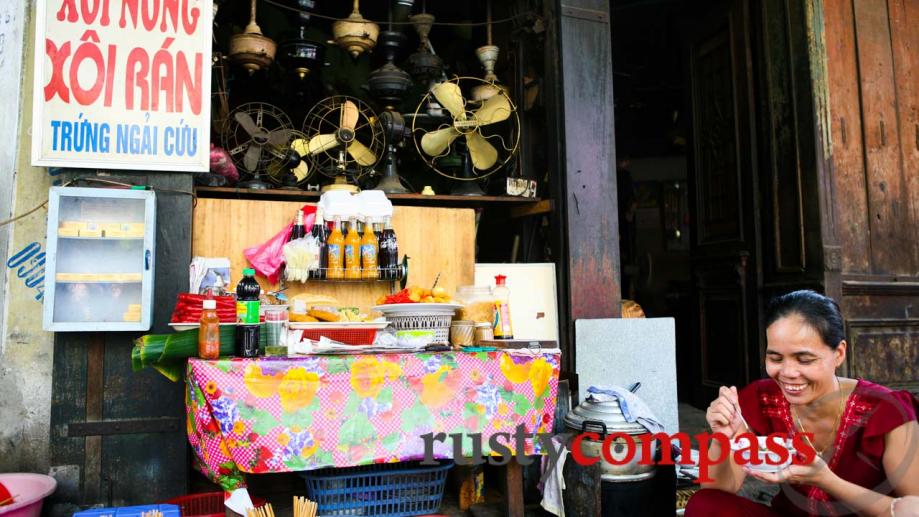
left=575, top=318, right=679, bottom=434
left=356, top=190, right=393, bottom=219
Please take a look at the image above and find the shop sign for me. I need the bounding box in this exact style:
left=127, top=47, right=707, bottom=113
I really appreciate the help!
left=31, top=0, right=212, bottom=171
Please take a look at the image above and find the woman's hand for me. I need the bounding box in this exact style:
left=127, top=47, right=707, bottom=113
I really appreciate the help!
left=706, top=386, right=747, bottom=438
left=744, top=453, right=833, bottom=489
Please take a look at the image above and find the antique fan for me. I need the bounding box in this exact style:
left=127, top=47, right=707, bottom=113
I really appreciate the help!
left=411, top=77, right=520, bottom=192
left=229, top=0, right=276, bottom=74
left=222, top=102, right=295, bottom=189
left=301, top=96, right=384, bottom=192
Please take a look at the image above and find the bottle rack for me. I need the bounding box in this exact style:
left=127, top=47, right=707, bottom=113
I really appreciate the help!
left=287, top=257, right=409, bottom=289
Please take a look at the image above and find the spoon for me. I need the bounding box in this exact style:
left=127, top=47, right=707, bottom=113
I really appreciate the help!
left=734, top=400, right=750, bottom=432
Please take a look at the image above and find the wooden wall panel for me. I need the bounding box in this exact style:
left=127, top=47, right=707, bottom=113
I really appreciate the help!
left=558, top=0, right=619, bottom=327
left=192, top=199, right=475, bottom=310
left=825, top=0, right=870, bottom=273
left=692, top=28, right=744, bottom=246
left=853, top=0, right=912, bottom=275
left=847, top=319, right=919, bottom=393
left=888, top=0, right=919, bottom=271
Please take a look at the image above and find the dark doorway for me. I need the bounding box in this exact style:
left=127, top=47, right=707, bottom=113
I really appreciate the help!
left=611, top=0, right=763, bottom=408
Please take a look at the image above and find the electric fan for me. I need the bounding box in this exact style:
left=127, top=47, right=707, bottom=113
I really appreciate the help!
left=301, top=96, right=384, bottom=192
left=411, top=77, right=520, bottom=193
left=222, top=102, right=295, bottom=189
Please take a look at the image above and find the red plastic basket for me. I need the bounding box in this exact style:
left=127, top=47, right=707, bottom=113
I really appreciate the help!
left=164, top=492, right=266, bottom=517
left=298, top=327, right=378, bottom=345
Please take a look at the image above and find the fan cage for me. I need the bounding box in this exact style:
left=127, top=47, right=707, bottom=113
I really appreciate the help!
left=411, top=77, right=521, bottom=181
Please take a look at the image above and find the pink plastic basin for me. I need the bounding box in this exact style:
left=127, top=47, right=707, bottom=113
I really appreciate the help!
left=0, top=474, right=57, bottom=517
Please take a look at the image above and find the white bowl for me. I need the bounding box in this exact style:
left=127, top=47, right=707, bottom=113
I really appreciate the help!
left=730, top=435, right=794, bottom=472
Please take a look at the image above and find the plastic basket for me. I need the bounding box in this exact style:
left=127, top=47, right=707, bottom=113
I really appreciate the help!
left=301, top=460, right=453, bottom=517
left=298, top=327, right=379, bottom=346
left=164, top=492, right=266, bottom=517
left=385, top=314, right=452, bottom=344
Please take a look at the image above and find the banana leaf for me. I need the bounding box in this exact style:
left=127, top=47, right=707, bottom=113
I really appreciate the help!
left=132, top=325, right=266, bottom=381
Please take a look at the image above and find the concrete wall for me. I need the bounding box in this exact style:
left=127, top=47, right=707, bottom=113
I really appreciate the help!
left=0, top=0, right=57, bottom=473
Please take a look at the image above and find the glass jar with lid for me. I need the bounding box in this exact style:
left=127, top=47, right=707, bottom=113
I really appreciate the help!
left=455, top=285, right=496, bottom=325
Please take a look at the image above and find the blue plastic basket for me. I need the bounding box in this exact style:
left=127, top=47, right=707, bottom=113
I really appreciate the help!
left=300, top=460, right=453, bottom=517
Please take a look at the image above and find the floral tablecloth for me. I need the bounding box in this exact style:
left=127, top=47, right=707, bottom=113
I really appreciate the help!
left=185, top=351, right=561, bottom=490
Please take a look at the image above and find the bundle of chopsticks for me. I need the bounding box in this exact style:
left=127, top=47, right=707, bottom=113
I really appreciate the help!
left=246, top=503, right=275, bottom=517
left=140, top=511, right=163, bottom=517
left=293, top=496, right=318, bottom=517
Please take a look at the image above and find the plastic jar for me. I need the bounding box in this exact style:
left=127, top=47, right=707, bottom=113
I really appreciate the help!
left=450, top=320, right=475, bottom=347
left=475, top=322, right=494, bottom=344
left=456, top=285, right=495, bottom=325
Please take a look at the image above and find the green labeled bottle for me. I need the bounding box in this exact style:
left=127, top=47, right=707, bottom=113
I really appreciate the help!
left=235, top=268, right=261, bottom=357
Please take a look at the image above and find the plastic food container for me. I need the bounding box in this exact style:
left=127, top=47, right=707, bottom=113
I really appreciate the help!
left=474, top=322, right=494, bottom=344
left=450, top=320, right=475, bottom=347
left=455, top=286, right=495, bottom=325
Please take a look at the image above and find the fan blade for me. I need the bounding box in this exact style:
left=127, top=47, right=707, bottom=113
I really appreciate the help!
left=341, top=100, right=359, bottom=131
left=474, top=95, right=511, bottom=125
left=421, top=127, right=460, bottom=157
left=243, top=144, right=262, bottom=172
left=466, top=132, right=498, bottom=170
left=307, top=133, right=340, bottom=155
left=348, top=140, right=377, bottom=166
left=268, top=128, right=293, bottom=146
left=234, top=111, right=260, bottom=137
left=290, top=139, right=310, bottom=180
left=432, top=82, right=466, bottom=119
left=292, top=162, right=309, bottom=181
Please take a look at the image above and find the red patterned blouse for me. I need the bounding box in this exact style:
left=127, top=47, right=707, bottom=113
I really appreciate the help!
left=738, top=379, right=919, bottom=516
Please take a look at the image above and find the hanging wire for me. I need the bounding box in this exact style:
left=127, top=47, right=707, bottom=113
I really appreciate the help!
left=261, top=0, right=536, bottom=27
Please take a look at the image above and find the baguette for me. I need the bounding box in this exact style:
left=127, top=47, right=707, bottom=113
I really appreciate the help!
left=307, top=309, right=340, bottom=322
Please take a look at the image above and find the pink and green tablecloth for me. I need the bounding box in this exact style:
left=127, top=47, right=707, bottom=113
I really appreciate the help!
left=185, top=351, right=561, bottom=490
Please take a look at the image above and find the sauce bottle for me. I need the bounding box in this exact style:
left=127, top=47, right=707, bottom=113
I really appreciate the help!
left=327, top=217, right=344, bottom=279
left=309, top=208, right=328, bottom=279
left=493, top=274, right=514, bottom=339
left=289, top=209, right=306, bottom=241
left=344, top=217, right=361, bottom=280
left=361, top=217, right=379, bottom=280
left=379, top=216, right=398, bottom=280
left=235, top=268, right=261, bottom=357
left=198, top=299, right=220, bottom=359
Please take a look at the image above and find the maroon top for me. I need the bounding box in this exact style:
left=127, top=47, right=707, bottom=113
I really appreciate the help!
left=738, top=379, right=919, bottom=516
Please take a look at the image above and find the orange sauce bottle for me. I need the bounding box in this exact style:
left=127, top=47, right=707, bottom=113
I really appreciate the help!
left=198, top=299, right=220, bottom=359
left=344, top=217, right=362, bottom=279
left=327, top=218, right=345, bottom=279
left=361, top=217, right=379, bottom=279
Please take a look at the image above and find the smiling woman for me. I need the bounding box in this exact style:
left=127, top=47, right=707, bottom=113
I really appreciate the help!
left=686, top=290, right=919, bottom=517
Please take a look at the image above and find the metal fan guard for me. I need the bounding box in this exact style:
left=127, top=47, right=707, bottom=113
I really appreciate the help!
left=411, top=76, right=521, bottom=181
left=301, top=96, right=384, bottom=180
left=221, top=102, right=294, bottom=178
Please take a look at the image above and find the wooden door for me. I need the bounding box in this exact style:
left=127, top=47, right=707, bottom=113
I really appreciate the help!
left=822, top=0, right=919, bottom=394
left=686, top=0, right=762, bottom=406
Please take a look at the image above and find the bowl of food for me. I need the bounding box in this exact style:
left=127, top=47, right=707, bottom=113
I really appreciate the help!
left=730, top=435, right=795, bottom=472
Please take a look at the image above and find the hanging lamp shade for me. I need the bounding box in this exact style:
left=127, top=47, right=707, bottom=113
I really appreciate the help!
left=333, top=0, right=379, bottom=58
left=229, top=0, right=276, bottom=74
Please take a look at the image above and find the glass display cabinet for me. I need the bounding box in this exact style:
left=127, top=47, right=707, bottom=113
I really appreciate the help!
left=43, top=187, right=156, bottom=331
